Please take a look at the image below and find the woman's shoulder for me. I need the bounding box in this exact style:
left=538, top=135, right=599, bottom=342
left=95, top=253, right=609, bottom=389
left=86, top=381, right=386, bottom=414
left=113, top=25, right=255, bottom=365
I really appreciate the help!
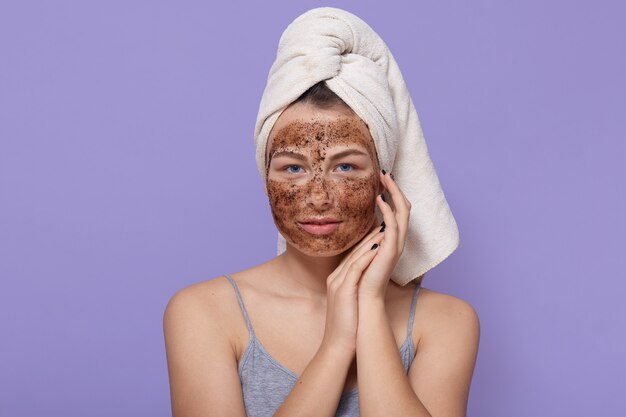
left=165, top=275, right=232, bottom=313
left=166, top=280, right=241, bottom=321
left=168, top=261, right=273, bottom=305
left=163, top=268, right=268, bottom=357
left=415, top=286, right=480, bottom=337
left=164, top=263, right=275, bottom=330
left=163, top=277, right=233, bottom=340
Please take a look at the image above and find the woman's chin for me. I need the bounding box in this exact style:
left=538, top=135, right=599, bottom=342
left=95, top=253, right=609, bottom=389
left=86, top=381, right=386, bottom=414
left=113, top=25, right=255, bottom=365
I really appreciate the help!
left=283, top=240, right=348, bottom=258
left=282, top=221, right=377, bottom=258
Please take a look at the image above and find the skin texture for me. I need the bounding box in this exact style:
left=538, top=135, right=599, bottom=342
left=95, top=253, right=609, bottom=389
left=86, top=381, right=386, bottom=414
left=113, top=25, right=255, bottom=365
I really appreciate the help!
left=264, top=103, right=382, bottom=257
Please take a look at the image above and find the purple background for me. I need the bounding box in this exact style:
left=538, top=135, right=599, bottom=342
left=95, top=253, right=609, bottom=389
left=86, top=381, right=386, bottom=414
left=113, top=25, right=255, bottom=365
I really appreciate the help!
left=1, top=1, right=624, bottom=416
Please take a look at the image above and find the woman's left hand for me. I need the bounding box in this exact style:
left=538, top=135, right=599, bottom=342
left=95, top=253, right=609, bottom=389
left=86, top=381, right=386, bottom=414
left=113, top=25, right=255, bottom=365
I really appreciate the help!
left=357, top=171, right=412, bottom=300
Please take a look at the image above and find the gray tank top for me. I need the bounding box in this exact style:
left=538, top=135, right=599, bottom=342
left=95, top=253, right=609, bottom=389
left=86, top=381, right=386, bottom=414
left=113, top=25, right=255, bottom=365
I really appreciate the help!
left=223, top=274, right=421, bottom=417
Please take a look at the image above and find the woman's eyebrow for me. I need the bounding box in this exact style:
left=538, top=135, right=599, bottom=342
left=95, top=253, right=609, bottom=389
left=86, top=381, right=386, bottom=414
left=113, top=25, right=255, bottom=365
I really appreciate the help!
left=271, top=148, right=369, bottom=161
left=271, top=150, right=306, bottom=161
left=327, top=149, right=369, bottom=161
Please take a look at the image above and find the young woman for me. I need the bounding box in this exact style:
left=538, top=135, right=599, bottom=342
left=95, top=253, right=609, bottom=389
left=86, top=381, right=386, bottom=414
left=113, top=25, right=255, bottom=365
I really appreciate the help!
left=164, top=8, right=479, bottom=417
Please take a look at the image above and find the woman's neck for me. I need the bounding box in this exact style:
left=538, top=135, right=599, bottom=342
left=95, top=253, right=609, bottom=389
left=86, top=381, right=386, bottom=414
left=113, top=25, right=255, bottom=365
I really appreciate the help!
left=272, top=244, right=349, bottom=302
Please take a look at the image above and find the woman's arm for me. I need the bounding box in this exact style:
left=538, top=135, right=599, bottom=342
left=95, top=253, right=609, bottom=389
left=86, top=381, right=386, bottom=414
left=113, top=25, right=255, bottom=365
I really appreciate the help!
left=273, top=224, right=388, bottom=416
left=163, top=287, right=248, bottom=417
left=272, top=342, right=355, bottom=417
left=356, top=293, right=480, bottom=417
left=354, top=172, right=480, bottom=416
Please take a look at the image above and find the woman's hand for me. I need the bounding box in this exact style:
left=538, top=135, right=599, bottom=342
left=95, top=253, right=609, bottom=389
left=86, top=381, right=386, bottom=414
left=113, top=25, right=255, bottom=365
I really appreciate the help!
left=321, top=223, right=385, bottom=355
left=357, top=171, right=412, bottom=300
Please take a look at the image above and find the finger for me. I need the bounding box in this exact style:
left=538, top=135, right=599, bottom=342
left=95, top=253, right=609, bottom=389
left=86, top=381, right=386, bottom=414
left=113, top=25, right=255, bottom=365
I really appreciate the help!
left=347, top=220, right=385, bottom=257
left=380, top=171, right=411, bottom=213
left=334, top=230, right=385, bottom=287
left=341, top=242, right=381, bottom=288
left=334, top=229, right=384, bottom=286
left=376, top=193, right=398, bottom=254
left=333, top=219, right=383, bottom=276
left=380, top=172, right=410, bottom=251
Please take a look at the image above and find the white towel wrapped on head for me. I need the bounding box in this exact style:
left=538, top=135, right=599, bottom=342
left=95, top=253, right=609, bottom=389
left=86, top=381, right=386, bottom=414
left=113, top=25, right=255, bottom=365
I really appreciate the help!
left=254, top=6, right=459, bottom=286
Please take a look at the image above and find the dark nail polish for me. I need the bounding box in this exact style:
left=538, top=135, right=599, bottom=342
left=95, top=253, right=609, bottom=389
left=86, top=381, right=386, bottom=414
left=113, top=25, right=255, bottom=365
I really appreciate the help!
left=382, top=169, right=386, bottom=175
left=371, top=243, right=379, bottom=250
left=380, top=193, right=386, bottom=202
left=380, top=221, right=385, bottom=227
left=390, top=173, right=395, bottom=181
left=380, top=224, right=386, bottom=232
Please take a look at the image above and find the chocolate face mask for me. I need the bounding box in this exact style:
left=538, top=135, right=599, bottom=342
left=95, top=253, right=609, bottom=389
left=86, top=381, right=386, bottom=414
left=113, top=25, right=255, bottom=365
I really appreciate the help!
left=265, top=116, right=380, bottom=256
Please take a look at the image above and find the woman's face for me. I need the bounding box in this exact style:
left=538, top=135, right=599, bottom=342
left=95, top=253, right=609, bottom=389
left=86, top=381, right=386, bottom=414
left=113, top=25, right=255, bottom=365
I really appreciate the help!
left=265, top=102, right=381, bottom=257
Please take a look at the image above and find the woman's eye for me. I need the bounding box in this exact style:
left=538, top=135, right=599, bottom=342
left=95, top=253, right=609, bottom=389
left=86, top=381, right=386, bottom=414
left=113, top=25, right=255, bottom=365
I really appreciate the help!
left=336, top=163, right=354, bottom=172
left=286, top=165, right=303, bottom=174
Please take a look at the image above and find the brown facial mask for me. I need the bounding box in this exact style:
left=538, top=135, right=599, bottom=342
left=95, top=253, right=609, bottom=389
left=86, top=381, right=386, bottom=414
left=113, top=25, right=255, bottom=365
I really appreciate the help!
left=266, top=117, right=380, bottom=256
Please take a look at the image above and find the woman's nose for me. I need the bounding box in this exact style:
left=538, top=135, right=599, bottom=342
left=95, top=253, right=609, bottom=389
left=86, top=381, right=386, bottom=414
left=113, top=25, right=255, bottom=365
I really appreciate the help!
left=305, top=177, right=333, bottom=209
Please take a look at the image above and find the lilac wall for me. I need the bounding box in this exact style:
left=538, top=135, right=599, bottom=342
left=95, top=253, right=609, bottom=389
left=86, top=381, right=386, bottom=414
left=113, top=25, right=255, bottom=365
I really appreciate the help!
left=1, top=1, right=624, bottom=416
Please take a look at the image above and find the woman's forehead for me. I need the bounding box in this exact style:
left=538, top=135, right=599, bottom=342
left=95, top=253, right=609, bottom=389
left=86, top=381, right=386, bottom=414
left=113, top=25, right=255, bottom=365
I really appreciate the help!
left=267, top=117, right=375, bottom=155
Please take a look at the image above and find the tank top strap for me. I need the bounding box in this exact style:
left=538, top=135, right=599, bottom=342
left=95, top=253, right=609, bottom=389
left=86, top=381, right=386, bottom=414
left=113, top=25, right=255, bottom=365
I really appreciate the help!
left=406, top=283, right=422, bottom=339
left=223, top=274, right=256, bottom=339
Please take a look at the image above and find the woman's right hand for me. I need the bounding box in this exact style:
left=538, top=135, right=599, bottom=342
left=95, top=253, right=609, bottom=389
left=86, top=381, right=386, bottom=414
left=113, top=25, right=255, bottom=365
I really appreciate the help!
left=321, top=221, right=385, bottom=356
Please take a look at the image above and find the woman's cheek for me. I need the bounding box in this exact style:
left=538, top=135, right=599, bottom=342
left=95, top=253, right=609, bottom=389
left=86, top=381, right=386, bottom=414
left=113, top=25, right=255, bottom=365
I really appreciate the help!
left=337, top=174, right=378, bottom=213
left=266, top=180, right=301, bottom=229
left=334, top=174, right=379, bottom=237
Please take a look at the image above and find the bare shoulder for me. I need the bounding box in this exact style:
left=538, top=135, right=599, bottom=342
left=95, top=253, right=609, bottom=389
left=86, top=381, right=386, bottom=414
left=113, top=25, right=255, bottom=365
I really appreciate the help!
left=163, top=274, right=246, bottom=345
left=414, top=287, right=480, bottom=344
left=164, top=275, right=233, bottom=323
left=163, top=275, right=233, bottom=352
left=166, top=273, right=236, bottom=303
left=162, top=275, right=250, bottom=416
left=416, top=286, right=479, bottom=320
left=163, top=264, right=273, bottom=351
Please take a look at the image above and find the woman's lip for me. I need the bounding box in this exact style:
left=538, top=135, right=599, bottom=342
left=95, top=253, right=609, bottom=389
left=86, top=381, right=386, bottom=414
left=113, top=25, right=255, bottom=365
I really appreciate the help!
left=300, top=218, right=341, bottom=224
left=298, top=222, right=342, bottom=235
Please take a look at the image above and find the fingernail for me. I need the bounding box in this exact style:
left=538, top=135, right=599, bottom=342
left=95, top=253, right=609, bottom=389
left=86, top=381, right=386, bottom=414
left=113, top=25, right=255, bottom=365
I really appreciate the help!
left=380, top=224, right=385, bottom=233
left=381, top=169, right=386, bottom=175
left=371, top=243, right=379, bottom=250
left=380, top=221, right=385, bottom=227
left=380, top=193, right=386, bottom=202
left=390, top=173, right=395, bottom=181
